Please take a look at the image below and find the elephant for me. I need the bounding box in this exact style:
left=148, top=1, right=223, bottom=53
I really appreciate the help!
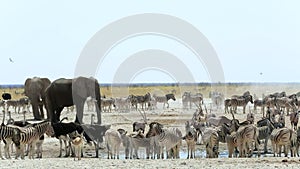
left=24, top=77, right=51, bottom=120
left=45, top=76, right=102, bottom=124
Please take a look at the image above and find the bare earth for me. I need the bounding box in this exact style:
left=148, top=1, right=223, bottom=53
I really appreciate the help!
left=1, top=98, right=300, bottom=169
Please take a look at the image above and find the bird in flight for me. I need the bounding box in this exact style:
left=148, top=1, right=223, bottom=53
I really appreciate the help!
left=9, top=57, right=14, bottom=63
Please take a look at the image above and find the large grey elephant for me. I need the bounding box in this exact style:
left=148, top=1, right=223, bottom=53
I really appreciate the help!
left=45, top=76, right=102, bottom=124
left=24, top=77, right=51, bottom=120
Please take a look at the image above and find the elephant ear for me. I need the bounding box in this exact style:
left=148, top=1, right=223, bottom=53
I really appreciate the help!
left=72, top=77, right=88, bottom=98
left=24, top=78, right=32, bottom=96
left=41, top=78, right=51, bottom=90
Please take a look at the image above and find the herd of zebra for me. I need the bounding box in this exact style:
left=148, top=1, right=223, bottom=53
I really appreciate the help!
left=1, top=89, right=300, bottom=160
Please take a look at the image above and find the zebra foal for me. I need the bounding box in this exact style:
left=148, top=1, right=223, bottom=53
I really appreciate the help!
left=14, top=121, right=54, bottom=159
left=0, top=124, right=22, bottom=159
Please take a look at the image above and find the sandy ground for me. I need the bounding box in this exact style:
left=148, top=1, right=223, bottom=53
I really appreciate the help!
left=1, top=98, right=300, bottom=168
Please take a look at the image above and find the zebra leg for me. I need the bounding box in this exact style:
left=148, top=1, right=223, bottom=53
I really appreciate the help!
left=4, top=140, right=11, bottom=159
left=264, top=138, right=268, bottom=154
left=187, top=145, right=190, bottom=159
left=78, top=146, right=81, bottom=160
left=0, top=141, right=3, bottom=159
left=64, top=140, right=70, bottom=157
left=134, top=147, right=139, bottom=159
left=271, top=141, right=276, bottom=157
left=116, top=145, right=120, bottom=159
left=58, top=139, right=62, bottom=157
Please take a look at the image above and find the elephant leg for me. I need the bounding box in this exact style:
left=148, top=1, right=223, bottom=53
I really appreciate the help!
left=95, top=102, right=102, bottom=124
left=75, top=101, right=85, bottom=124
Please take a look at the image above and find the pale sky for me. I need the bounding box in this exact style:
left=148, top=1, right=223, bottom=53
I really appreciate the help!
left=1, top=1, right=300, bottom=84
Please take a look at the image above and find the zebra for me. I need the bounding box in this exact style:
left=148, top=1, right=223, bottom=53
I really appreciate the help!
left=136, top=92, right=151, bottom=110
left=275, top=95, right=298, bottom=115
left=0, top=124, right=23, bottom=159
left=148, top=96, right=157, bottom=110
left=14, top=121, right=54, bottom=159
left=101, top=98, right=116, bottom=112
left=128, top=94, right=138, bottom=110
left=6, top=100, right=19, bottom=113
left=246, top=112, right=255, bottom=124
left=253, top=99, right=265, bottom=115
left=209, top=91, right=224, bottom=109
left=182, top=91, right=191, bottom=110
left=17, top=97, right=31, bottom=113
left=189, top=93, right=203, bottom=109
left=256, top=125, right=274, bottom=154
left=296, top=127, right=300, bottom=157
left=128, top=93, right=151, bottom=111
left=236, top=124, right=260, bottom=158
left=203, top=129, right=219, bottom=158
left=290, top=130, right=298, bottom=157
left=226, top=132, right=238, bottom=158
left=183, top=121, right=198, bottom=159
left=146, top=122, right=182, bottom=159
left=128, top=129, right=151, bottom=159
left=224, top=99, right=231, bottom=114
left=270, top=127, right=294, bottom=157
left=115, top=97, right=130, bottom=112
left=290, top=111, right=299, bottom=131
left=153, top=93, right=176, bottom=109
left=230, top=95, right=253, bottom=114
left=85, top=96, right=96, bottom=112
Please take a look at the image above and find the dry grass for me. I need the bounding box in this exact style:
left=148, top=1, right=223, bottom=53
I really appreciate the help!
left=1, top=83, right=300, bottom=100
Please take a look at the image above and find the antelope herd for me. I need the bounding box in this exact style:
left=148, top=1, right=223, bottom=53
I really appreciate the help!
left=1, top=85, right=300, bottom=161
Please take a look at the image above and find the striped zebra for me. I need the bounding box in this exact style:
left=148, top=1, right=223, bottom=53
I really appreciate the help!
left=275, top=95, right=298, bottom=115
left=203, top=129, right=219, bottom=158
left=136, top=92, right=151, bottom=110
left=6, top=100, right=19, bottom=113
left=270, top=128, right=293, bottom=157
left=296, top=127, right=300, bottom=157
left=182, top=92, right=191, bottom=110
left=146, top=122, right=182, bottom=159
left=128, top=129, right=151, bottom=159
left=290, top=130, right=298, bottom=157
left=256, top=125, right=273, bottom=154
left=230, top=95, right=253, bottom=114
left=253, top=99, right=265, bottom=115
left=183, top=121, right=199, bottom=159
left=101, top=98, right=116, bottom=112
left=115, top=97, right=130, bottom=112
left=0, top=124, right=22, bottom=159
left=128, top=93, right=151, bottom=111
left=226, top=132, right=238, bottom=158
left=236, top=124, right=260, bottom=158
left=209, top=91, right=224, bottom=109
left=189, top=93, right=203, bottom=109
left=153, top=93, right=176, bottom=109
left=290, top=111, right=299, bottom=131
left=270, top=127, right=294, bottom=157
left=14, top=121, right=54, bottom=159
left=224, top=99, right=232, bottom=114
left=116, top=128, right=131, bottom=159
